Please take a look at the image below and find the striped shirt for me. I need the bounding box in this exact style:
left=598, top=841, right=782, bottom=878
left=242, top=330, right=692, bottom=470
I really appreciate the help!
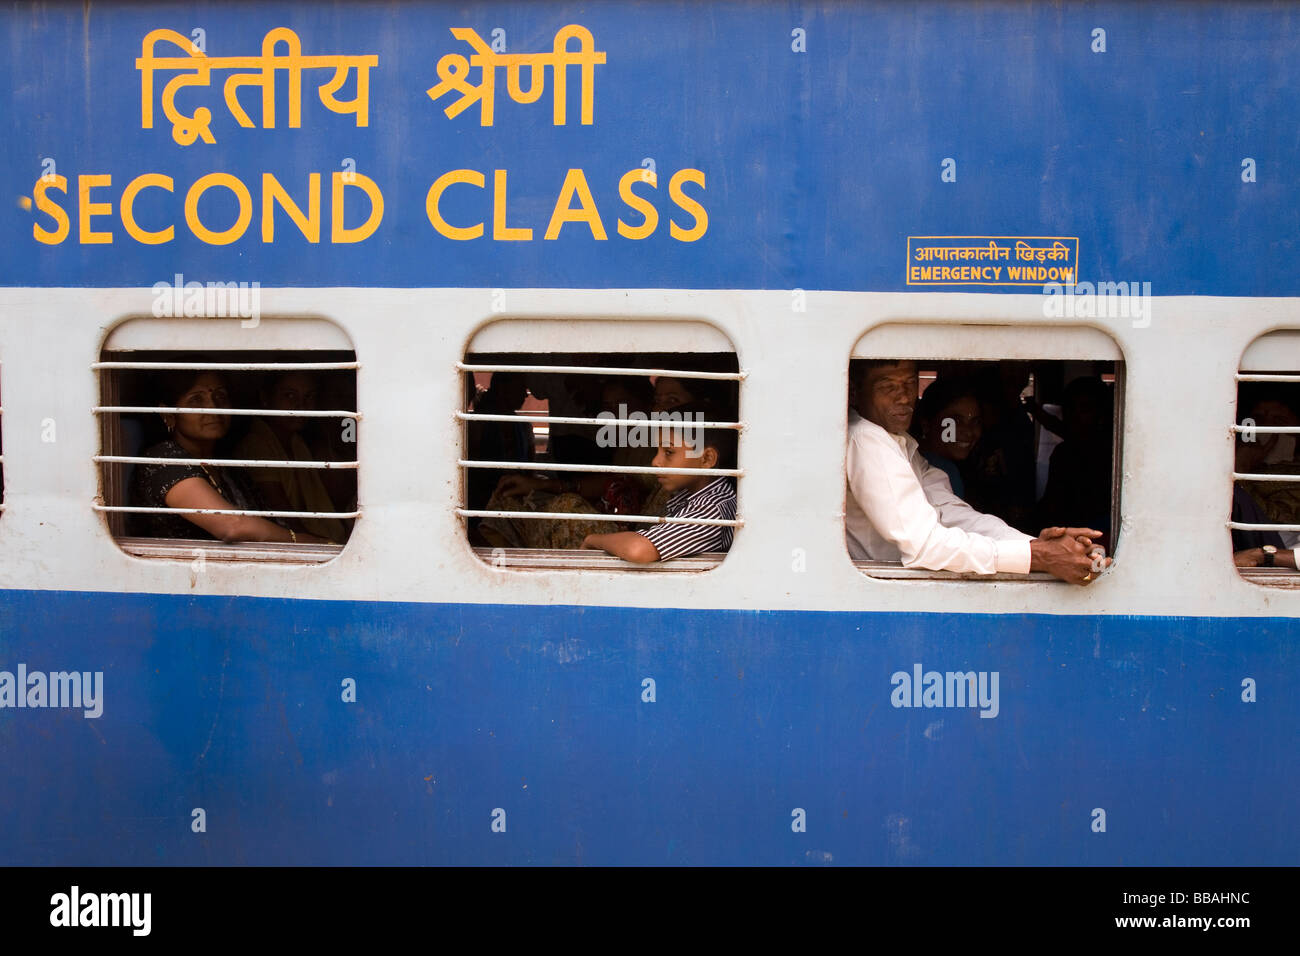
left=637, top=477, right=737, bottom=560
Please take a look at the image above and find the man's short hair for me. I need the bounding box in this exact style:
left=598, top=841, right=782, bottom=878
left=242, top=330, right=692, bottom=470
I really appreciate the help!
left=849, top=358, right=914, bottom=393
left=655, top=400, right=738, bottom=470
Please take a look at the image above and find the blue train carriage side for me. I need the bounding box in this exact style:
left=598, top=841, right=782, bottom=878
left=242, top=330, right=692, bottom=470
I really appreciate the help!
left=0, top=1, right=1297, bottom=865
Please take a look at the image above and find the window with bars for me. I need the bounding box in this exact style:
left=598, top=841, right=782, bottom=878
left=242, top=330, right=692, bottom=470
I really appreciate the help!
left=1231, top=332, right=1300, bottom=587
left=94, top=319, right=358, bottom=563
left=847, top=324, right=1124, bottom=581
left=457, top=323, right=743, bottom=570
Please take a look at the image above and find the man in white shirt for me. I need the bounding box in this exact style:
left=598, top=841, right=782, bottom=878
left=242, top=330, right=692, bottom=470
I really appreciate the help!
left=846, top=360, right=1108, bottom=584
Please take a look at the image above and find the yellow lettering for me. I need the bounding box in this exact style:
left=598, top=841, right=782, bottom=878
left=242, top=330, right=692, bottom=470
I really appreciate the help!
left=331, top=172, right=384, bottom=243
left=263, top=173, right=321, bottom=243
left=121, top=173, right=175, bottom=245
left=668, top=168, right=707, bottom=242
left=544, top=168, right=606, bottom=240
left=617, top=169, right=658, bottom=240
left=32, top=175, right=70, bottom=245
left=426, top=169, right=485, bottom=240
left=492, top=169, right=532, bottom=241
left=185, top=173, right=253, bottom=245
left=78, top=174, right=114, bottom=244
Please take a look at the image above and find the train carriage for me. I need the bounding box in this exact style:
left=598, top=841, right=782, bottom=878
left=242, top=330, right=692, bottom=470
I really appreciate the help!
left=0, top=0, right=1297, bottom=866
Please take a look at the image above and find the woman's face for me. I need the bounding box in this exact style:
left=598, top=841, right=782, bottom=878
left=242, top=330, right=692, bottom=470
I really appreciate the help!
left=652, top=377, right=694, bottom=413
left=171, top=372, right=231, bottom=442
left=268, top=372, right=319, bottom=432
left=928, top=395, right=982, bottom=461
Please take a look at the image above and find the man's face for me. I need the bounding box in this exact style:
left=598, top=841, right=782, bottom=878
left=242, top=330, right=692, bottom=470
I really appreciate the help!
left=651, top=430, right=716, bottom=494
left=858, top=361, right=919, bottom=435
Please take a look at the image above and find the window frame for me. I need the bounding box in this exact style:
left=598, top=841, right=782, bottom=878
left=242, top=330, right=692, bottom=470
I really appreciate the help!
left=847, top=323, right=1125, bottom=583
left=457, top=321, right=744, bottom=572
left=1232, top=331, right=1300, bottom=588
left=93, top=317, right=360, bottom=564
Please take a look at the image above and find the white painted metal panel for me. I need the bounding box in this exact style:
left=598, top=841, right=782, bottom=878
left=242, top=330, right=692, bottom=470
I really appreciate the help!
left=468, top=317, right=733, bottom=353
left=1240, top=330, right=1300, bottom=371
left=102, top=315, right=354, bottom=351
left=853, top=323, right=1122, bottom=361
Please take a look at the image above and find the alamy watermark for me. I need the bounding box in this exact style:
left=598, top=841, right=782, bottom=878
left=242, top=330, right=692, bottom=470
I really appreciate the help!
left=1042, top=280, right=1152, bottom=328
left=890, top=663, right=999, bottom=718
left=50, top=886, right=150, bottom=936
left=152, top=272, right=261, bottom=327
left=0, top=664, right=103, bottom=718
left=595, top=404, right=707, bottom=458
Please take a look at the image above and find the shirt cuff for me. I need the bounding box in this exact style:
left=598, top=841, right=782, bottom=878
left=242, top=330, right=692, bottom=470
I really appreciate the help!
left=994, top=538, right=1033, bottom=575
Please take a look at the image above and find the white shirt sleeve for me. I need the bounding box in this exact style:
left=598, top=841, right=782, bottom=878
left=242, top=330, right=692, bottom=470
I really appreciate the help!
left=918, top=457, right=1033, bottom=543
left=846, top=425, right=1033, bottom=574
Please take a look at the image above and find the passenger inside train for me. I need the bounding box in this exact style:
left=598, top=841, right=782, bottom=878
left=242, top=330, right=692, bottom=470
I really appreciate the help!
left=912, top=374, right=982, bottom=500
left=846, top=358, right=1110, bottom=585
left=580, top=400, right=738, bottom=563
left=1232, top=385, right=1300, bottom=570
left=467, top=352, right=741, bottom=559
left=103, top=351, right=358, bottom=550
left=128, top=368, right=328, bottom=544
left=1030, top=375, right=1113, bottom=537
left=233, top=371, right=350, bottom=544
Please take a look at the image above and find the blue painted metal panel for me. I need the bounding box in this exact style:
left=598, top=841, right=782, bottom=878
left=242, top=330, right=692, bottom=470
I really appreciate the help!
left=1, top=591, right=1294, bottom=865
left=2, top=1, right=1297, bottom=293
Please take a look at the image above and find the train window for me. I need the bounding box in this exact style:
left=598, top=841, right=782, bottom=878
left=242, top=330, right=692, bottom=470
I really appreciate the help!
left=458, top=320, right=743, bottom=571
left=93, top=317, right=358, bottom=564
left=847, top=324, right=1124, bottom=582
left=1231, top=332, right=1300, bottom=587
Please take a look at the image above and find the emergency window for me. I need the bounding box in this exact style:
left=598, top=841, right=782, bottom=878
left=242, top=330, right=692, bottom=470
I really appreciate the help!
left=848, top=324, right=1124, bottom=581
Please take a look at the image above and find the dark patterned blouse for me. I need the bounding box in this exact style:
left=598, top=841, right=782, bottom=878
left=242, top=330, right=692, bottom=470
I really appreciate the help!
left=128, top=439, right=265, bottom=539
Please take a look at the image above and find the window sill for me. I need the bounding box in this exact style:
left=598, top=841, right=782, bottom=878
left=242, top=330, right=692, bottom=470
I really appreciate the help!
left=1238, top=567, right=1300, bottom=588
left=853, top=560, right=1058, bottom=582
left=117, top=537, right=343, bottom=564
left=472, top=546, right=724, bottom=571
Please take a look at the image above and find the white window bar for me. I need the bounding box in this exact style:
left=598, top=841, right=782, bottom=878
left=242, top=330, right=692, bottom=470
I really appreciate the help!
left=93, top=361, right=358, bottom=371
left=459, top=459, right=740, bottom=478
left=459, top=362, right=743, bottom=380
left=1232, top=472, right=1300, bottom=482
left=1235, top=373, right=1300, bottom=383
left=97, top=406, right=359, bottom=419
left=457, top=411, right=742, bottom=429
left=95, top=455, right=356, bottom=470
left=457, top=508, right=742, bottom=528
left=94, top=505, right=359, bottom=519
left=1227, top=521, right=1300, bottom=533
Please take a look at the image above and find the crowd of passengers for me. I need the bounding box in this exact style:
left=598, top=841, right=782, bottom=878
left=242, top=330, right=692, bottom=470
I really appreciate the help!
left=128, top=357, right=1288, bottom=583
left=127, top=367, right=356, bottom=545
left=465, top=354, right=740, bottom=564
left=1230, top=384, right=1300, bottom=569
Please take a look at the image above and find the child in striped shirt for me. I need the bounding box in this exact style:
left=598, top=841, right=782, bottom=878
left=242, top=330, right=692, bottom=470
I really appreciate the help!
left=582, top=401, right=737, bottom=563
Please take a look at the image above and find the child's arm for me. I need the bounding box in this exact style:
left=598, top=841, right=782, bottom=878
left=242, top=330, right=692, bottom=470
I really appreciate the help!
left=582, top=531, right=660, bottom=564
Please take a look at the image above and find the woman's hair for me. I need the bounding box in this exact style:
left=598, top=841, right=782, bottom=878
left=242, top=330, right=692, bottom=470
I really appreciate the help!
left=916, top=375, right=977, bottom=428
left=603, top=375, right=654, bottom=412
left=151, top=362, right=222, bottom=408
